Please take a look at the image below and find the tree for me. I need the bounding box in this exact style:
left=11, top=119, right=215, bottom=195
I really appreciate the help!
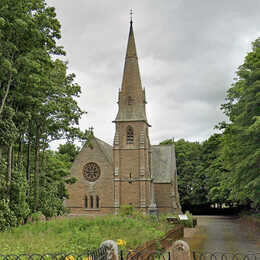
left=220, top=37, right=260, bottom=210
left=201, top=134, right=231, bottom=207
left=0, top=0, right=65, bottom=115
left=0, top=0, right=88, bottom=229
left=160, top=139, right=206, bottom=209
left=58, top=143, right=80, bottom=162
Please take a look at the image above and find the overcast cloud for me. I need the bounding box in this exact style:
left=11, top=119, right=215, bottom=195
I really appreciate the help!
left=47, top=0, right=260, bottom=147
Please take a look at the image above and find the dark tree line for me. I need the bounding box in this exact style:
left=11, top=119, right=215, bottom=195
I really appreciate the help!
left=0, top=0, right=88, bottom=230
left=161, top=37, right=260, bottom=213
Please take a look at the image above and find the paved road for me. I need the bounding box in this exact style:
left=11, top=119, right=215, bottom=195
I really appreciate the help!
left=186, top=216, right=260, bottom=253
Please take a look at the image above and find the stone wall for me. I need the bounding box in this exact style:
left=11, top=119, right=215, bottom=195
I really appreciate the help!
left=66, top=139, right=114, bottom=215
left=154, top=183, right=174, bottom=214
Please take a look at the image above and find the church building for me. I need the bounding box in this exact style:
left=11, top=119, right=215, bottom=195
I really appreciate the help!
left=66, top=20, right=182, bottom=215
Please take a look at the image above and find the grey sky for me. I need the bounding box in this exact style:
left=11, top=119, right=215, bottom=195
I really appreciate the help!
left=47, top=0, right=260, bottom=146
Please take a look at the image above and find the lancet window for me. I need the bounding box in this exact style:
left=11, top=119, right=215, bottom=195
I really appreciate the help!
left=127, top=126, right=134, bottom=144
left=84, top=196, right=88, bottom=208
left=96, top=196, right=100, bottom=208
left=84, top=195, right=100, bottom=209
left=90, top=195, right=94, bottom=208
left=128, top=96, right=133, bottom=105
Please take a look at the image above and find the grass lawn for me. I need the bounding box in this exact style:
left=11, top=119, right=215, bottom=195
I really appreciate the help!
left=0, top=214, right=173, bottom=254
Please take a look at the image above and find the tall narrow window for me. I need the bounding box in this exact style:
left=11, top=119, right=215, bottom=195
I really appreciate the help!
left=96, top=195, right=100, bottom=208
left=127, top=126, right=134, bottom=144
left=90, top=195, right=94, bottom=208
left=84, top=196, right=88, bottom=208
left=128, top=96, right=133, bottom=105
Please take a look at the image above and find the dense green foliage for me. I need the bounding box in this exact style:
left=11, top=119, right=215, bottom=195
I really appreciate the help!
left=220, top=37, right=260, bottom=209
left=161, top=38, right=260, bottom=212
left=0, top=0, right=87, bottom=231
left=0, top=215, right=170, bottom=254
left=161, top=136, right=226, bottom=209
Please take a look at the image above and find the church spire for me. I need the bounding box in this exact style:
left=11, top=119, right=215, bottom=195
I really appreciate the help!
left=121, top=19, right=142, bottom=93
left=114, top=19, right=149, bottom=124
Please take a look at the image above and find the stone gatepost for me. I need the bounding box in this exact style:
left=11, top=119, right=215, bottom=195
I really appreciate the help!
left=171, top=240, right=191, bottom=260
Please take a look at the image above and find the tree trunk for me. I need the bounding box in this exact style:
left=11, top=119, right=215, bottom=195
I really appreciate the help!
left=26, top=136, right=31, bottom=201
left=18, top=133, right=24, bottom=169
left=0, top=145, right=3, bottom=161
left=7, top=144, right=12, bottom=196
left=26, top=138, right=31, bottom=182
left=33, top=124, right=40, bottom=212
left=0, top=74, right=12, bottom=116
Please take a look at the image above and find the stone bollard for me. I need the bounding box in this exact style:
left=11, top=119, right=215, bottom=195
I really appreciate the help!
left=171, top=240, right=191, bottom=260
left=100, top=240, right=119, bottom=260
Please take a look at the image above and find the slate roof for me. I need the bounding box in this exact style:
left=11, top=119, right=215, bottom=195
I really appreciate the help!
left=151, top=144, right=177, bottom=183
left=88, top=137, right=176, bottom=183
left=94, top=137, right=113, bottom=165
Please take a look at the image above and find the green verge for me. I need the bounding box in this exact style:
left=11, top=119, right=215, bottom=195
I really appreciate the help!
left=0, top=214, right=173, bottom=254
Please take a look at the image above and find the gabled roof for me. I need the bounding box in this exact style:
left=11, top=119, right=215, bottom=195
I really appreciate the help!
left=94, top=137, right=113, bottom=165
left=151, top=144, right=177, bottom=183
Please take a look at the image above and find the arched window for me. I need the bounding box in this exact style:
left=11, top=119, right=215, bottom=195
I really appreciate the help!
left=128, top=96, right=133, bottom=105
left=127, top=126, right=134, bottom=144
left=90, top=195, right=94, bottom=208
left=84, top=196, right=88, bottom=208
left=96, top=195, right=100, bottom=208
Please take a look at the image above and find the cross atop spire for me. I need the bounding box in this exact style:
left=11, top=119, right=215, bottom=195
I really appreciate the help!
left=130, top=9, right=133, bottom=23
left=89, top=126, right=94, bottom=135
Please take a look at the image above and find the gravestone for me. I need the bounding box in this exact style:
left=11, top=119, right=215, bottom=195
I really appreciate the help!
left=100, top=240, right=118, bottom=260
left=171, top=240, right=191, bottom=260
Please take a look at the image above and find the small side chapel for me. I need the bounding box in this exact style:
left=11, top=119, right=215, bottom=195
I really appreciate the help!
left=66, top=20, right=182, bottom=215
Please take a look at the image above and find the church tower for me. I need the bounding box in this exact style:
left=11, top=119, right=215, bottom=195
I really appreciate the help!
left=113, top=20, right=152, bottom=213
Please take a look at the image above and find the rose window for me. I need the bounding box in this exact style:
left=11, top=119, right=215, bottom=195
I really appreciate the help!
left=83, top=162, right=101, bottom=182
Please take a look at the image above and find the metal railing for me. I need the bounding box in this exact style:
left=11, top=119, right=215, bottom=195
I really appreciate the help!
left=0, top=246, right=108, bottom=260
left=192, top=252, right=260, bottom=260
left=1, top=248, right=259, bottom=260
left=119, top=250, right=260, bottom=260
left=120, top=249, right=170, bottom=260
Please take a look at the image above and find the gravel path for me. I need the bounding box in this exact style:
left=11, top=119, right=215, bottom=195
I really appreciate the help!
left=184, top=216, right=260, bottom=253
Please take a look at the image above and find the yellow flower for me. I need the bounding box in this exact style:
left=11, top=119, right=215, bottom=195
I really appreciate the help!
left=83, top=257, right=93, bottom=260
left=65, top=256, right=75, bottom=260
left=117, top=239, right=126, bottom=246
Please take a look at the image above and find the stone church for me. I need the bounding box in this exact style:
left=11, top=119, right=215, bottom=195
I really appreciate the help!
left=66, top=21, right=182, bottom=215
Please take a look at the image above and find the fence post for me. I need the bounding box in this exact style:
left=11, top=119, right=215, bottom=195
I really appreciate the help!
left=100, top=240, right=119, bottom=260
left=171, top=240, right=191, bottom=260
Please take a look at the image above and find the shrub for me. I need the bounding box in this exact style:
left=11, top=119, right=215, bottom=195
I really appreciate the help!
left=0, top=199, right=17, bottom=231
left=29, top=212, right=43, bottom=223
left=119, top=205, right=134, bottom=216
left=178, top=211, right=194, bottom=228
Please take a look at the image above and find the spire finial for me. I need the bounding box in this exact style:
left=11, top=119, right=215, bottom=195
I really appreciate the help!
left=89, top=126, right=94, bottom=135
left=130, top=9, right=133, bottom=24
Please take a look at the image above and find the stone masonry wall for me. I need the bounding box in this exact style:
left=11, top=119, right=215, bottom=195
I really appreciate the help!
left=66, top=139, right=114, bottom=215
left=154, top=183, right=173, bottom=214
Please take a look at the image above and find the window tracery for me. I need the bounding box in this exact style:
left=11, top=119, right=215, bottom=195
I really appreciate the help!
left=127, top=126, right=134, bottom=144
left=83, top=162, right=101, bottom=182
